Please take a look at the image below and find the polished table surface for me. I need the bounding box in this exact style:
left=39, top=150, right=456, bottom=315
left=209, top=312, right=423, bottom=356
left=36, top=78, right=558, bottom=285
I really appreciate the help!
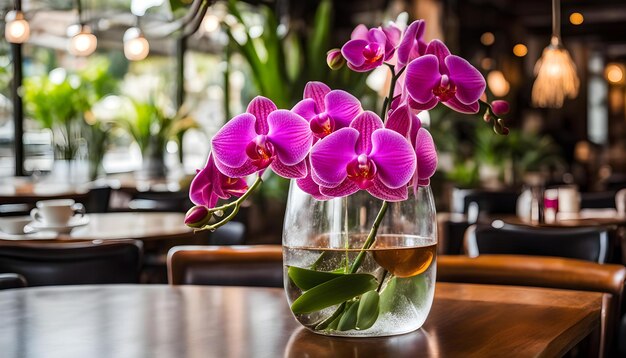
left=0, top=212, right=194, bottom=241
left=0, top=283, right=601, bottom=358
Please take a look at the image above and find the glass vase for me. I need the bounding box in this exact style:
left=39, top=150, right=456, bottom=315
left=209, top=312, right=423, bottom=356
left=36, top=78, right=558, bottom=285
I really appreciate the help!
left=282, top=182, right=437, bottom=337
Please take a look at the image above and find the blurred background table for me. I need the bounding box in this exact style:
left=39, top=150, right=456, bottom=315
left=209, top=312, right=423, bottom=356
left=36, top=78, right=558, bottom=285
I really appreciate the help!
left=0, top=283, right=602, bottom=358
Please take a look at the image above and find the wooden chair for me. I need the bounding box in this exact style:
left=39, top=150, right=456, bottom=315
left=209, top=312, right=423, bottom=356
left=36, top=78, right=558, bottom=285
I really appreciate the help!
left=0, top=273, right=27, bottom=290
left=438, top=255, right=626, bottom=357
left=0, top=239, right=143, bottom=286
left=167, top=245, right=283, bottom=287
left=464, top=223, right=611, bottom=263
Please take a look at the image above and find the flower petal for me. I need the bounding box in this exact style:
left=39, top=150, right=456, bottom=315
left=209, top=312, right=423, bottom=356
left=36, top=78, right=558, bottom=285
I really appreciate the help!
left=320, top=179, right=360, bottom=198
left=271, top=158, right=307, bottom=179
left=292, top=98, right=318, bottom=121
left=350, top=111, right=383, bottom=154
left=367, top=28, right=387, bottom=46
left=382, top=22, right=402, bottom=59
left=405, top=55, right=441, bottom=104
left=369, top=129, right=416, bottom=189
left=386, top=103, right=412, bottom=138
left=425, top=40, right=451, bottom=73
left=367, top=179, right=408, bottom=201
left=341, top=39, right=369, bottom=67
left=213, top=157, right=258, bottom=178
left=310, top=128, right=359, bottom=187
left=296, top=160, right=332, bottom=200
left=445, top=55, right=486, bottom=105
left=415, top=128, right=438, bottom=180
left=325, top=90, right=362, bottom=128
left=267, top=110, right=313, bottom=166
left=246, top=96, right=276, bottom=135
left=397, top=20, right=425, bottom=66
left=303, top=81, right=331, bottom=112
left=351, top=24, right=369, bottom=40
left=443, top=97, right=479, bottom=114
left=212, top=113, right=257, bottom=168
left=408, top=96, right=438, bottom=111
left=190, top=163, right=212, bottom=206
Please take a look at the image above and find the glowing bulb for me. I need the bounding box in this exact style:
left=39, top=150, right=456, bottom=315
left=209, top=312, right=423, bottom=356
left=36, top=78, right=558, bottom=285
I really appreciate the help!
left=4, top=11, right=30, bottom=43
left=487, top=70, right=510, bottom=97
left=203, top=14, right=220, bottom=33
left=480, top=32, right=495, bottom=46
left=513, top=44, right=528, bottom=57
left=569, top=12, right=584, bottom=25
left=68, top=25, right=97, bottom=56
left=124, top=27, right=149, bottom=61
left=606, top=64, right=624, bottom=84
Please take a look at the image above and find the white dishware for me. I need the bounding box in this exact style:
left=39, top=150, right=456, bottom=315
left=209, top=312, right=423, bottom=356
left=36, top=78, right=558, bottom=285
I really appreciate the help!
left=26, top=215, right=90, bottom=234
left=30, top=199, right=85, bottom=226
left=557, top=186, right=580, bottom=213
left=0, top=216, right=32, bottom=235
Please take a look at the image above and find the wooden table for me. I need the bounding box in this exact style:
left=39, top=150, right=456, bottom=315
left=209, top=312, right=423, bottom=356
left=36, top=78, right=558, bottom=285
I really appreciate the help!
left=0, top=283, right=601, bottom=357
left=0, top=212, right=194, bottom=242
left=0, top=182, right=89, bottom=205
left=497, top=211, right=626, bottom=229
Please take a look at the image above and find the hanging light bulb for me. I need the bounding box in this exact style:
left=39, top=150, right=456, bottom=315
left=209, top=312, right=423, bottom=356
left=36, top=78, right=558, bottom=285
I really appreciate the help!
left=67, top=24, right=97, bottom=56
left=5, top=10, right=30, bottom=44
left=531, top=0, right=580, bottom=108
left=487, top=70, right=510, bottom=97
left=124, top=27, right=150, bottom=61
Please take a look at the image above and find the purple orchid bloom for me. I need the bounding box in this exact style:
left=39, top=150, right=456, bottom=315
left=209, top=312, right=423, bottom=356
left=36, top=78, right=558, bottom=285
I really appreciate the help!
left=413, top=128, right=437, bottom=187
left=405, top=40, right=486, bottom=114
left=296, top=158, right=332, bottom=201
left=310, top=111, right=416, bottom=201
left=189, top=154, right=248, bottom=209
left=212, top=96, right=313, bottom=179
left=292, top=82, right=362, bottom=139
left=341, top=25, right=393, bottom=72
left=397, top=20, right=426, bottom=67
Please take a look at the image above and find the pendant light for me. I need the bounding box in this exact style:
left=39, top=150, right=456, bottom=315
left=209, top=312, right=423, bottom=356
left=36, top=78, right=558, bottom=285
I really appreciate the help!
left=5, top=9, right=30, bottom=44
left=124, top=17, right=149, bottom=61
left=67, top=0, right=97, bottom=56
left=531, top=0, right=579, bottom=108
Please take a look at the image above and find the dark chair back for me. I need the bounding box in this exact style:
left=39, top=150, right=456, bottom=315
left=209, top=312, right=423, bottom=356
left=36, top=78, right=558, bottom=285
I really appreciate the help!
left=463, top=190, right=519, bottom=215
left=210, top=221, right=246, bottom=245
left=85, top=186, right=112, bottom=213
left=438, top=255, right=626, bottom=357
left=129, top=191, right=192, bottom=212
left=0, top=239, right=143, bottom=286
left=464, top=223, right=610, bottom=263
left=580, top=191, right=618, bottom=210
left=437, top=213, right=471, bottom=255
left=167, top=245, right=283, bottom=287
left=0, top=273, right=27, bottom=290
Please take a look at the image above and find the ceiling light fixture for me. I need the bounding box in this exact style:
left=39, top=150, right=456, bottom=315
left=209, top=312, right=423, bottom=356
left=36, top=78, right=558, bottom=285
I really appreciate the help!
left=531, top=0, right=579, bottom=108
left=124, top=25, right=149, bottom=61
left=67, top=0, right=97, bottom=57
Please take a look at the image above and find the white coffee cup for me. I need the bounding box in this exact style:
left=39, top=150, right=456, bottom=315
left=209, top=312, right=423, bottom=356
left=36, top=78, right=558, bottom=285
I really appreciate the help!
left=0, top=216, right=32, bottom=235
left=31, top=199, right=85, bottom=226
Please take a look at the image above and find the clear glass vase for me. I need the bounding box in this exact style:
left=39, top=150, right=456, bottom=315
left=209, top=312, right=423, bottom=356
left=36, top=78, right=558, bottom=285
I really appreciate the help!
left=283, top=182, right=437, bottom=337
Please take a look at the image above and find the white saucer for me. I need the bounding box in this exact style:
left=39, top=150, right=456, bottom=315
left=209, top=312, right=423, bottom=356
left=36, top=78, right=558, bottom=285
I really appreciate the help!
left=26, top=216, right=90, bottom=234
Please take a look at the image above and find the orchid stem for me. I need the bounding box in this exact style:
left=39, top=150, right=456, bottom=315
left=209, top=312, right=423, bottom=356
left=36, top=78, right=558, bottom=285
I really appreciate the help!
left=199, top=176, right=263, bottom=231
left=349, top=200, right=389, bottom=274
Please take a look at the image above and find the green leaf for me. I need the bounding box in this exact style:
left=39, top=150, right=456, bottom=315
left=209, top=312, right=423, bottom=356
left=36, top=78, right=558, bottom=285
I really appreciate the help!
left=287, top=266, right=345, bottom=290
left=337, top=301, right=359, bottom=331
left=290, top=274, right=378, bottom=314
left=356, top=290, right=380, bottom=330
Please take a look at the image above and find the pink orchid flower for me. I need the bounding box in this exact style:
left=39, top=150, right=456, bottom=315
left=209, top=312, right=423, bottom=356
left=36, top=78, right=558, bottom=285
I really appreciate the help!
left=413, top=128, right=438, bottom=187
left=189, top=154, right=248, bottom=209
left=212, top=96, right=313, bottom=179
left=292, top=82, right=363, bottom=139
left=405, top=40, right=486, bottom=114
left=397, top=20, right=426, bottom=68
left=341, top=25, right=394, bottom=72
left=310, top=111, right=416, bottom=201
left=296, top=158, right=332, bottom=201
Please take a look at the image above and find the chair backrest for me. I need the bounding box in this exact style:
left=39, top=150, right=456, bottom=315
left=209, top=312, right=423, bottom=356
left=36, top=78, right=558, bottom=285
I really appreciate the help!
left=85, top=186, right=112, bottom=213
left=0, top=239, right=143, bottom=286
left=463, top=190, right=519, bottom=216
left=0, top=273, right=27, bottom=290
left=210, top=221, right=246, bottom=245
left=167, top=245, right=283, bottom=287
left=437, top=213, right=471, bottom=255
left=464, top=223, right=610, bottom=263
left=438, top=254, right=626, bottom=357
left=581, top=191, right=618, bottom=210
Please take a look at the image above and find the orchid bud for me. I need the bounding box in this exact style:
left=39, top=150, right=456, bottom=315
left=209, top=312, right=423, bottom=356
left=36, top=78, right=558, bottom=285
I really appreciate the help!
left=184, top=205, right=212, bottom=228
left=326, top=49, right=345, bottom=70
left=491, top=100, right=510, bottom=116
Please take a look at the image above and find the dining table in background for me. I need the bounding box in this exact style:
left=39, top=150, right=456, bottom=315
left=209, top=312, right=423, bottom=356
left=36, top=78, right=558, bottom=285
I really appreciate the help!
left=0, top=212, right=195, bottom=242
left=0, top=283, right=602, bottom=358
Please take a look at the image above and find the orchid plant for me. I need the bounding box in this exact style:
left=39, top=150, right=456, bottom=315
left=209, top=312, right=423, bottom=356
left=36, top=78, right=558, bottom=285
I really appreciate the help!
left=185, top=19, right=508, bottom=330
